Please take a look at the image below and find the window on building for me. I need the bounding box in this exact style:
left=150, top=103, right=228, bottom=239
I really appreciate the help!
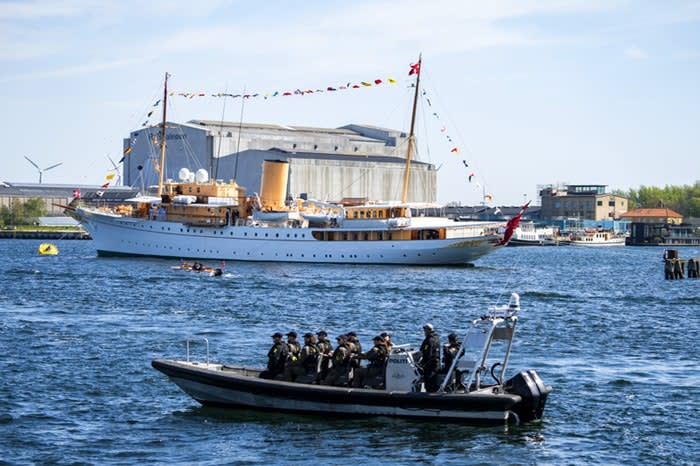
left=608, top=200, right=615, bottom=207
left=597, top=200, right=603, bottom=206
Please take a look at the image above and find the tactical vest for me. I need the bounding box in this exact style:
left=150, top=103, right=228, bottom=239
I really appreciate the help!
left=302, top=345, right=319, bottom=371
left=332, top=345, right=349, bottom=367
left=368, top=345, right=388, bottom=368
left=287, top=342, right=301, bottom=363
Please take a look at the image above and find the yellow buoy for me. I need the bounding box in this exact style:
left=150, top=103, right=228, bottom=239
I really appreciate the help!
left=38, top=243, right=58, bottom=255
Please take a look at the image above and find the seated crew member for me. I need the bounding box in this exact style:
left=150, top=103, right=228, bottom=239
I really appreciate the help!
left=259, top=332, right=288, bottom=379
left=283, top=331, right=301, bottom=381
left=315, top=330, right=333, bottom=382
left=285, top=333, right=319, bottom=381
left=321, top=334, right=351, bottom=386
left=442, top=333, right=462, bottom=372
left=352, top=335, right=388, bottom=388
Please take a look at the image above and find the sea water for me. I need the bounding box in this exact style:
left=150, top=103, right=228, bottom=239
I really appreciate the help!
left=1, top=240, right=699, bottom=465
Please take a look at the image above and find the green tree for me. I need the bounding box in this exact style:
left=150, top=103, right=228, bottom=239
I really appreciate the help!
left=22, top=198, right=47, bottom=224
left=0, top=197, right=47, bottom=226
left=619, top=183, right=700, bottom=218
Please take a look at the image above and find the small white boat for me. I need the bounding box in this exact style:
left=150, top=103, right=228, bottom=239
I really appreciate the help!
left=507, top=222, right=557, bottom=246
left=570, top=229, right=626, bottom=247
left=152, top=293, right=552, bottom=425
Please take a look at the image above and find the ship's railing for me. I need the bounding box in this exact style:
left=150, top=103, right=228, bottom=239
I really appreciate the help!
left=439, top=293, right=520, bottom=393
left=186, top=337, right=209, bottom=365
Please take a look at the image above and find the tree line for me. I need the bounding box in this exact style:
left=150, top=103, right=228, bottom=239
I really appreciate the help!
left=0, top=198, right=47, bottom=227
left=615, top=183, right=700, bottom=218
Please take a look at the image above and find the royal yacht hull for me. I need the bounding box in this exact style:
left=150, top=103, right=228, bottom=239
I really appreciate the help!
left=152, top=359, right=523, bottom=424
left=75, top=207, right=502, bottom=265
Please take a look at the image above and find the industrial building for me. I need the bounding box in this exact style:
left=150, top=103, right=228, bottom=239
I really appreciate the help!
left=538, top=184, right=628, bottom=221
left=123, top=121, right=437, bottom=203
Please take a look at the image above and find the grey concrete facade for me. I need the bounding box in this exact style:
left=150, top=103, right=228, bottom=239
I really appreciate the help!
left=123, top=121, right=436, bottom=203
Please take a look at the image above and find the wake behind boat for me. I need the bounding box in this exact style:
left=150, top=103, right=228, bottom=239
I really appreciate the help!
left=65, top=59, right=512, bottom=266
left=152, top=293, right=552, bottom=425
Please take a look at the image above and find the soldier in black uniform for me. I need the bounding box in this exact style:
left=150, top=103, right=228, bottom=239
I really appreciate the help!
left=315, top=330, right=333, bottom=382
left=442, top=333, right=462, bottom=372
left=283, top=331, right=301, bottom=380
left=352, top=335, right=388, bottom=388
left=418, top=323, right=441, bottom=392
left=346, top=331, right=362, bottom=370
left=259, top=332, right=288, bottom=379
left=285, top=332, right=319, bottom=381
left=321, top=334, right=352, bottom=386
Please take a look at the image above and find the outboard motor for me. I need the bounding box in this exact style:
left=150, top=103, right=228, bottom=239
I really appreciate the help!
left=504, top=370, right=552, bottom=423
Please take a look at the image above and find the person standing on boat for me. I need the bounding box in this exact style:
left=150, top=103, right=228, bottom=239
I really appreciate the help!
left=285, top=333, right=319, bottom=381
left=321, top=335, right=352, bottom=386
left=419, top=323, right=441, bottom=392
left=352, top=336, right=388, bottom=388
left=315, top=330, right=333, bottom=382
left=260, top=332, right=288, bottom=379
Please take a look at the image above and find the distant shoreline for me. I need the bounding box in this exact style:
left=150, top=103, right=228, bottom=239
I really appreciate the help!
left=0, top=228, right=91, bottom=240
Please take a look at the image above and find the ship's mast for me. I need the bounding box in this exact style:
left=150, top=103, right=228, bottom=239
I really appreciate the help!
left=401, top=54, right=422, bottom=204
left=157, top=72, right=169, bottom=197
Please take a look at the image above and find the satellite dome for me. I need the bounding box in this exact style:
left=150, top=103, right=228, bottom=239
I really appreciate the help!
left=178, top=168, right=191, bottom=182
left=195, top=169, right=209, bottom=183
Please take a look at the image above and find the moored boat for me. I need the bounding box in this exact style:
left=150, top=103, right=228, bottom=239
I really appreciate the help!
left=507, top=222, right=558, bottom=246
left=65, top=60, right=513, bottom=266
left=570, top=229, right=626, bottom=247
left=152, top=293, right=552, bottom=425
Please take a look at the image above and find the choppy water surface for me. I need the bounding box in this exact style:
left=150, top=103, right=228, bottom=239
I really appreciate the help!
left=1, top=240, right=699, bottom=465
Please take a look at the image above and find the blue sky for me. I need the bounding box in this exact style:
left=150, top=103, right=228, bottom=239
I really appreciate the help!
left=1, top=0, right=698, bottom=205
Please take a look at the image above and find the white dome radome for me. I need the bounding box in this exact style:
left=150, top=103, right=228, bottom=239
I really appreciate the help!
left=178, top=168, right=191, bottom=182
left=195, top=169, right=209, bottom=183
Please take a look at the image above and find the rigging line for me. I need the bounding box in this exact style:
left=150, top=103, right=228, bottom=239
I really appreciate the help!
left=421, top=77, right=491, bottom=201
left=213, top=87, right=229, bottom=180
left=233, top=86, right=246, bottom=180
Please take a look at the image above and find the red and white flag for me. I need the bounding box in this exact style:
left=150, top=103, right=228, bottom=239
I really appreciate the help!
left=498, top=201, right=530, bottom=246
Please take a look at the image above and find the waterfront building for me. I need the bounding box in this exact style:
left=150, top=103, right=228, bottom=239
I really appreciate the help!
left=620, top=208, right=700, bottom=245
left=538, top=184, right=628, bottom=221
left=123, top=121, right=437, bottom=203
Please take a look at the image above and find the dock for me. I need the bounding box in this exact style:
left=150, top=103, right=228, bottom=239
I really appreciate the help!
left=0, top=230, right=91, bottom=240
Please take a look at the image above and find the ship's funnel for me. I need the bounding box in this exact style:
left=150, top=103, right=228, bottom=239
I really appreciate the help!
left=260, top=160, right=289, bottom=211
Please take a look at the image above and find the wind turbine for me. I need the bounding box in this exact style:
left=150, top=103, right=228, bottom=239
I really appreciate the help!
left=24, top=156, right=63, bottom=184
